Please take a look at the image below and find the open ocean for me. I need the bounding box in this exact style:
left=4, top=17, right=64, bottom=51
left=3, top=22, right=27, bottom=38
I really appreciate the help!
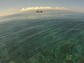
left=0, top=11, right=84, bottom=63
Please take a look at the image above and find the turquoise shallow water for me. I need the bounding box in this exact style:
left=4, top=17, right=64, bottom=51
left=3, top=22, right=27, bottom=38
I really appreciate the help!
left=0, top=12, right=84, bottom=63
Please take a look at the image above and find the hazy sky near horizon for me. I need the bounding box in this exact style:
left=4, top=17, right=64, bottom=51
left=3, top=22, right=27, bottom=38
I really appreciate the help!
left=0, top=0, right=84, bottom=16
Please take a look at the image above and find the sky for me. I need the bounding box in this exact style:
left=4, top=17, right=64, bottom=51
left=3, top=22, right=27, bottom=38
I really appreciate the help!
left=0, top=0, right=84, bottom=16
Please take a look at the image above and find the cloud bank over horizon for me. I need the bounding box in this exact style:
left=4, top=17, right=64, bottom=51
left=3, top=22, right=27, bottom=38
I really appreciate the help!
left=0, top=7, right=69, bottom=16
left=20, top=6, right=69, bottom=12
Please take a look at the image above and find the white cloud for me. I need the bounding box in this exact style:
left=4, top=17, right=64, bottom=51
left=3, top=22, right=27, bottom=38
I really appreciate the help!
left=20, top=6, right=68, bottom=12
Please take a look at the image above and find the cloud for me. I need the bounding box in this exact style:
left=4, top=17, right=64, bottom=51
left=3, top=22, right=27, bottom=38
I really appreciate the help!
left=20, top=6, right=69, bottom=12
left=0, top=7, right=69, bottom=16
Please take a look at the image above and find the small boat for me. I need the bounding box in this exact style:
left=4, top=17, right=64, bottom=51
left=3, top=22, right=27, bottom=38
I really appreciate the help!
left=36, top=11, right=43, bottom=13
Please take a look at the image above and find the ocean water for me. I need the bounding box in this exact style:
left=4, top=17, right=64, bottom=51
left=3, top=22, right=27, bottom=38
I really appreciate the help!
left=0, top=12, right=84, bottom=63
